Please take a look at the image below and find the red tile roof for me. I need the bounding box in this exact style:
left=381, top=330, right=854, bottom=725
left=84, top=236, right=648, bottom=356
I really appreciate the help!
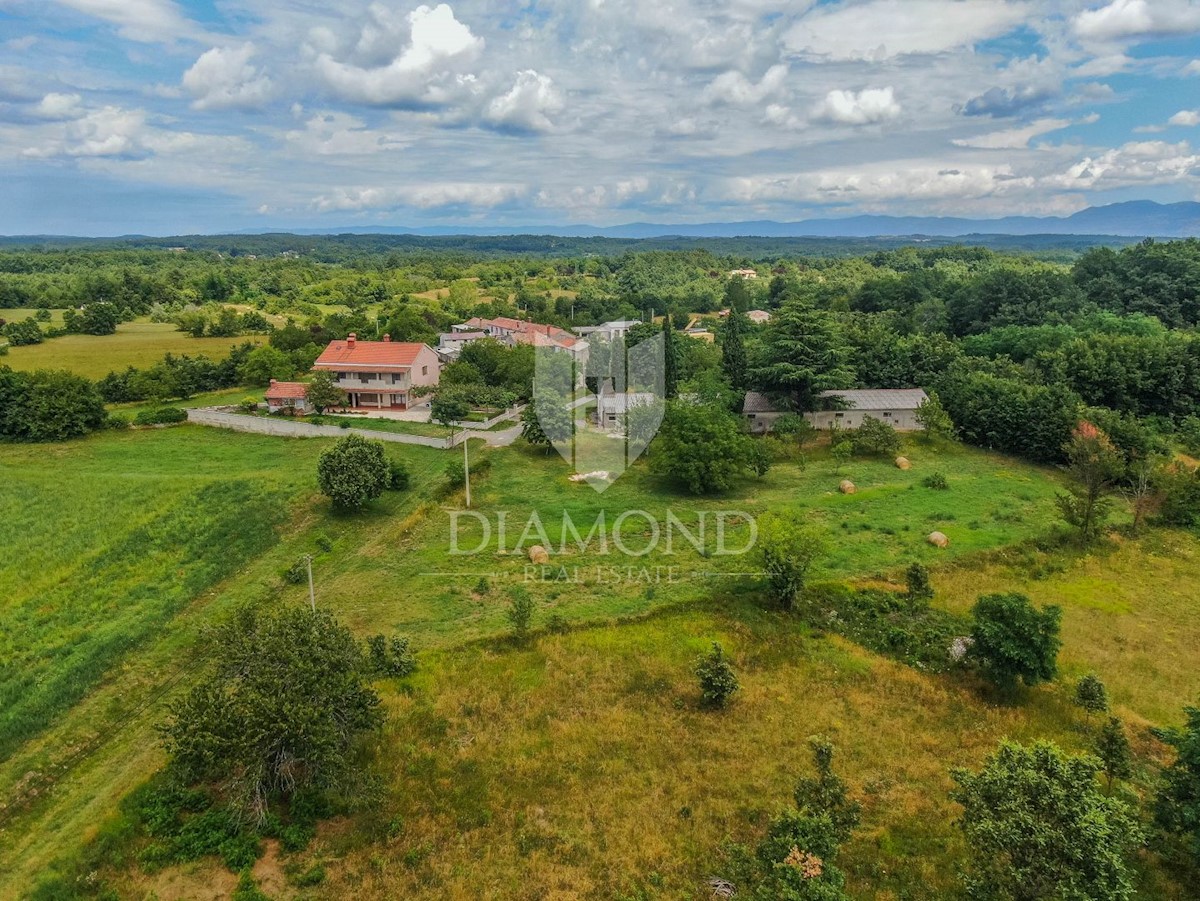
left=313, top=339, right=430, bottom=369
left=265, top=380, right=308, bottom=399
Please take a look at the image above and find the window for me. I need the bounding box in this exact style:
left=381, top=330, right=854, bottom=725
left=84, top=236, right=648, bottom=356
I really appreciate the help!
left=422, top=365, right=428, bottom=376
left=835, top=412, right=845, bottom=419
left=359, top=373, right=370, bottom=384
left=882, top=411, right=892, bottom=418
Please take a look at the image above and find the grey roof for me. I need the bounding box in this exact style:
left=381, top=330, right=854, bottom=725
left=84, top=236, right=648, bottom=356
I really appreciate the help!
left=743, top=388, right=928, bottom=414
left=742, top=391, right=780, bottom=414
left=599, top=392, right=658, bottom=414
left=818, top=388, right=929, bottom=411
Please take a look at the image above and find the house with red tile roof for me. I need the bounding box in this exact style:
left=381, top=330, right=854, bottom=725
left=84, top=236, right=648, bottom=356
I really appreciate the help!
left=444, top=316, right=587, bottom=364
left=311, top=333, right=440, bottom=410
left=264, top=380, right=311, bottom=414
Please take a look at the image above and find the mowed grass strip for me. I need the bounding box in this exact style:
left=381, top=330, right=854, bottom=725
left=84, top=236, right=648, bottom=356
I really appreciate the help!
left=1, top=320, right=254, bottom=378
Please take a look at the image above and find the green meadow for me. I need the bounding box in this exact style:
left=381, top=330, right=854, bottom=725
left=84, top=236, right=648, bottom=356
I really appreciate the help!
left=1, top=320, right=252, bottom=378
left=1, top=423, right=1196, bottom=900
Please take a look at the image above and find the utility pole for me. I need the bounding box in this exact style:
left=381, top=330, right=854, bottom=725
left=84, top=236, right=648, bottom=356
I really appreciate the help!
left=304, top=554, right=315, bottom=612
left=463, top=435, right=471, bottom=508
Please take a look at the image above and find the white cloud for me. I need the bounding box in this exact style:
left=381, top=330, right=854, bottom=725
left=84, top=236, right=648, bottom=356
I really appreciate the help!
left=50, top=0, right=195, bottom=42
left=33, top=92, right=84, bottom=120
left=182, top=44, right=273, bottom=111
left=484, top=70, right=564, bottom=133
left=314, top=182, right=525, bottom=212
left=282, top=111, right=408, bottom=156
left=1044, top=140, right=1200, bottom=190
left=953, top=117, right=1072, bottom=149
left=813, top=87, right=901, bottom=125
left=784, top=0, right=1030, bottom=60
left=315, top=3, right=484, bottom=107
left=1072, top=0, right=1200, bottom=42
left=1185, top=60, right=1200, bottom=75
left=702, top=65, right=788, bottom=106
left=1170, top=109, right=1200, bottom=126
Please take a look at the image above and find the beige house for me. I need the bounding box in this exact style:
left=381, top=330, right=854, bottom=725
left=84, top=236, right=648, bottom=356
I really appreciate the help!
left=744, top=388, right=930, bottom=433
left=312, top=334, right=440, bottom=410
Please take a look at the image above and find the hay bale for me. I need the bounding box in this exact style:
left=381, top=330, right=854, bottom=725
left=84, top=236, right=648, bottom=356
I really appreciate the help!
left=927, top=531, right=950, bottom=549
left=839, top=480, right=857, bottom=495
left=895, top=456, right=911, bottom=470
left=528, top=545, right=550, bottom=565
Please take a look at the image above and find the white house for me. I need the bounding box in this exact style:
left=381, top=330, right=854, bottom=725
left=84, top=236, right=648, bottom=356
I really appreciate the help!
left=743, top=388, right=930, bottom=433
left=576, top=319, right=642, bottom=341
left=596, top=379, right=657, bottom=431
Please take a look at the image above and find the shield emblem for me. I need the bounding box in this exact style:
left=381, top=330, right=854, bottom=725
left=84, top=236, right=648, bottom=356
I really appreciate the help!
left=534, top=331, right=665, bottom=493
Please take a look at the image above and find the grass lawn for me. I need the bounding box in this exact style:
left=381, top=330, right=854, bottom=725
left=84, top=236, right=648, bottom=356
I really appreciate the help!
left=0, top=308, right=66, bottom=326
left=309, top=413, right=454, bottom=439
left=1, top=321, right=254, bottom=378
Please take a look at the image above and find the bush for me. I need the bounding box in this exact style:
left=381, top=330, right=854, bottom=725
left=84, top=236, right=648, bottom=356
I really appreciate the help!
left=851, top=416, right=901, bottom=457
left=366, top=634, right=416, bottom=678
left=0, top=366, right=107, bottom=442
left=694, top=642, right=739, bottom=708
left=317, top=434, right=390, bottom=511
left=280, top=822, right=316, bottom=853
left=1074, top=673, right=1110, bottom=718
left=135, top=407, right=188, bottom=426
left=969, top=593, right=1062, bottom=691
left=238, top=397, right=259, bottom=413
left=386, top=459, right=410, bottom=491
left=283, top=557, right=308, bottom=585
left=905, top=562, right=933, bottom=606
left=921, top=471, right=949, bottom=490
left=507, top=586, right=535, bottom=644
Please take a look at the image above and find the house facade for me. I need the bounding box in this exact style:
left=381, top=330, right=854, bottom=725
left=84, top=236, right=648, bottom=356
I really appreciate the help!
left=743, top=388, right=930, bottom=433
left=312, top=333, right=440, bottom=410
left=264, top=380, right=311, bottom=414
left=596, top=379, right=657, bottom=431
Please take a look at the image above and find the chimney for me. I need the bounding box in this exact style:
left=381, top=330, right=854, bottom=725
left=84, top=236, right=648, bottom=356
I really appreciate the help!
left=347, top=333, right=356, bottom=348
left=382, top=333, right=391, bottom=342
left=269, top=378, right=277, bottom=385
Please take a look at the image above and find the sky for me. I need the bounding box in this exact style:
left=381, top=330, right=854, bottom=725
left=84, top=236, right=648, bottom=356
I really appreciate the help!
left=1, top=0, right=1199, bottom=235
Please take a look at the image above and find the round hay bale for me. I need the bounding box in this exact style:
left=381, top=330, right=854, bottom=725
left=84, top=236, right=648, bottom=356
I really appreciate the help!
left=839, top=480, right=857, bottom=495
left=528, top=545, right=550, bottom=565
left=895, top=456, right=911, bottom=470
left=927, top=531, right=950, bottom=549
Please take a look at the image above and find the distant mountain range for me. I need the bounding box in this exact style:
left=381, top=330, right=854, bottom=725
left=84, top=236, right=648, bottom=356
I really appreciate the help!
left=239, top=201, right=1200, bottom=240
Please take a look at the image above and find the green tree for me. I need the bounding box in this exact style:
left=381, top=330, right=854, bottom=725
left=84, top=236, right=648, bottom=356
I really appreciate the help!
left=2, top=318, right=43, bottom=346
left=850, top=416, right=900, bottom=457
left=239, top=345, right=295, bottom=386
left=773, top=412, right=816, bottom=448
left=951, top=741, right=1142, bottom=901
left=915, top=390, right=955, bottom=440
left=830, top=440, right=852, bottom=472
left=316, top=434, right=390, bottom=511
left=506, top=586, right=535, bottom=644
left=662, top=312, right=678, bottom=399
left=1057, top=421, right=1124, bottom=542
left=1074, top=673, right=1110, bottom=720
left=431, top=390, right=470, bottom=432
left=1154, top=705, right=1200, bottom=867
left=694, top=642, right=739, bottom=708
left=750, top=298, right=854, bottom=412
left=65, top=301, right=120, bottom=335
left=1097, top=716, right=1134, bottom=793
left=651, top=400, right=758, bottom=494
left=969, top=593, right=1062, bottom=691
left=793, top=737, right=862, bottom=844
left=304, top=369, right=345, bottom=413
left=160, top=605, right=382, bottom=823
left=522, top=391, right=573, bottom=451
left=905, top=562, right=933, bottom=606
left=720, top=308, right=749, bottom=393
left=758, top=513, right=827, bottom=610
left=0, top=367, right=106, bottom=442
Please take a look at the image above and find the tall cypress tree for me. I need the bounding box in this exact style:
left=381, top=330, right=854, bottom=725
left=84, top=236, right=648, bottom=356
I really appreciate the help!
left=662, top=311, right=678, bottom=399
left=721, top=308, right=749, bottom=393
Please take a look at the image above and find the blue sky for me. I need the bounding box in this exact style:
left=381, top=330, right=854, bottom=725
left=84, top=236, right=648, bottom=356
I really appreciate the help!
left=1, top=0, right=1198, bottom=235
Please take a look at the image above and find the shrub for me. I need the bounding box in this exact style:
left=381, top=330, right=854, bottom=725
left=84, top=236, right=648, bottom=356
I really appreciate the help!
left=757, top=513, right=827, bottom=610
left=851, top=416, right=901, bottom=457
left=283, top=557, right=308, bottom=585
left=904, top=562, right=933, bottom=606
left=921, top=471, right=949, bottom=490
left=280, top=822, right=316, bottom=853
left=386, top=459, right=410, bottom=491
left=1097, top=717, right=1134, bottom=792
left=1153, top=705, right=1200, bottom=867
left=134, top=407, right=188, bottom=426
left=506, top=587, right=535, bottom=644
left=238, top=397, right=259, bottom=413
left=969, top=592, right=1062, bottom=691
left=951, top=740, right=1142, bottom=901
left=231, top=872, right=270, bottom=901
left=293, top=863, right=327, bottom=887
left=547, top=613, right=569, bottom=634
left=694, top=642, right=739, bottom=708
left=1074, top=673, right=1110, bottom=719
left=793, top=736, right=861, bottom=842
left=317, top=434, right=390, bottom=511
left=366, top=634, right=416, bottom=678
left=830, top=439, right=853, bottom=470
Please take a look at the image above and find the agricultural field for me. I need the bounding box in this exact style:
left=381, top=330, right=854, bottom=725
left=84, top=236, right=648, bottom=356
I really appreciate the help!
left=1, top=321, right=254, bottom=379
